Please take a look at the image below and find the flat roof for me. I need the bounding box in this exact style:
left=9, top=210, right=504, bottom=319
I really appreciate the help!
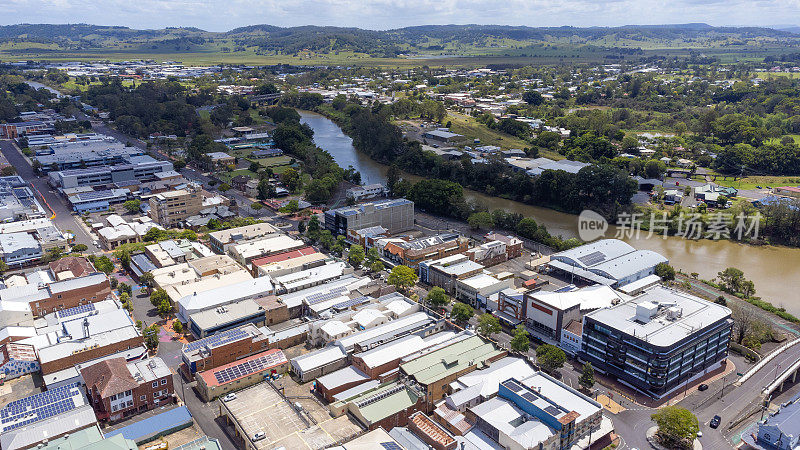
left=291, top=345, right=347, bottom=373
left=528, top=285, right=628, bottom=311
left=335, top=311, right=434, bottom=351
left=585, top=285, right=732, bottom=347
left=189, top=299, right=264, bottom=331
left=199, top=349, right=287, bottom=388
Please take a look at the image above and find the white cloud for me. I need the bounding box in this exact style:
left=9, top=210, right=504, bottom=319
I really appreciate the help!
left=1, top=0, right=798, bottom=30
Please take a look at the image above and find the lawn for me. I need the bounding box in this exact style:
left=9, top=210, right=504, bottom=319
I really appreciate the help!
left=249, top=155, right=293, bottom=167
left=217, top=169, right=257, bottom=184
left=711, top=175, right=800, bottom=191
left=445, top=111, right=561, bottom=159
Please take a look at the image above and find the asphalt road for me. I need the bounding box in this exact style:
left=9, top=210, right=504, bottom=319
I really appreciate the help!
left=0, top=139, right=95, bottom=247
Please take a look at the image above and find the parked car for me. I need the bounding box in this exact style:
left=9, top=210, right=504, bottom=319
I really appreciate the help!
left=710, top=415, right=721, bottom=429
left=697, top=431, right=703, bottom=438
left=253, top=431, right=266, bottom=441
left=698, top=383, right=709, bottom=391
left=222, top=393, right=237, bottom=402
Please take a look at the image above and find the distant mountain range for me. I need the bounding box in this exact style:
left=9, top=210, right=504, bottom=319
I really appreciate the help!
left=0, top=23, right=797, bottom=59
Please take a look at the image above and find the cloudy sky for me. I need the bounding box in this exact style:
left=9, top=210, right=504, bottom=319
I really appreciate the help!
left=2, top=0, right=798, bottom=31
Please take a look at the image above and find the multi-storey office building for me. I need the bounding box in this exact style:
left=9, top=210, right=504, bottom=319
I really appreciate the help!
left=580, top=285, right=732, bottom=398
left=149, top=188, right=203, bottom=228
left=324, top=198, right=414, bottom=236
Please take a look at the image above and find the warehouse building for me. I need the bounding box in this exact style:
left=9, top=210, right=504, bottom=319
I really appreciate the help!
left=580, top=285, right=733, bottom=398
left=547, top=239, right=668, bottom=288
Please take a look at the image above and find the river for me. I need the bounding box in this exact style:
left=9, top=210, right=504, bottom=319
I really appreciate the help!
left=25, top=81, right=65, bottom=98
left=299, top=110, right=800, bottom=314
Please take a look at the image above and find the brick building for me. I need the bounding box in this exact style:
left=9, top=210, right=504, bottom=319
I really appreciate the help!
left=0, top=271, right=111, bottom=317
left=80, top=357, right=174, bottom=422
left=383, top=233, right=470, bottom=269
left=180, top=324, right=269, bottom=376
left=195, top=349, right=288, bottom=402
left=408, top=411, right=458, bottom=450
left=484, top=233, right=523, bottom=259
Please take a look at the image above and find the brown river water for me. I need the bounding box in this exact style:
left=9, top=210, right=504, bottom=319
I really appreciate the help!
left=299, top=110, right=800, bottom=315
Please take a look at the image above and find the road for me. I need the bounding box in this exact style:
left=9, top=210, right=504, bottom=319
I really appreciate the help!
left=0, top=140, right=95, bottom=247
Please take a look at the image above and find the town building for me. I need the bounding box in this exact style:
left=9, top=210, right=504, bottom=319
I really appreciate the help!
left=80, top=357, right=174, bottom=422
left=195, top=349, right=288, bottom=402
left=0, top=121, right=50, bottom=139
left=175, top=277, right=274, bottom=323
left=48, top=157, right=173, bottom=189
left=524, top=285, right=628, bottom=349
left=180, top=324, right=271, bottom=376
left=0, top=383, right=97, bottom=450
left=325, top=198, right=414, bottom=236
left=188, top=299, right=266, bottom=338
left=207, top=222, right=280, bottom=254
left=252, top=247, right=328, bottom=278
left=351, top=331, right=459, bottom=379
left=330, top=382, right=426, bottom=431
left=346, top=184, right=387, bottom=202
left=148, top=188, right=204, bottom=228
left=383, top=233, right=469, bottom=269
left=419, top=254, right=484, bottom=295
left=227, top=234, right=307, bottom=267
left=467, top=374, right=610, bottom=450
left=741, top=391, right=800, bottom=450
left=205, top=151, right=235, bottom=169
left=399, top=335, right=506, bottom=411
left=422, top=129, right=464, bottom=143
left=455, top=272, right=515, bottom=308
left=316, top=365, right=372, bottom=402
left=580, top=285, right=733, bottom=398
left=547, top=239, right=668, bottom=288
left=0, top=270, right=111, bottom=317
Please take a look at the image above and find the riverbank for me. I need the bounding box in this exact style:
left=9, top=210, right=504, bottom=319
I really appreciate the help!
left=298, top=109, right=800, bottom=317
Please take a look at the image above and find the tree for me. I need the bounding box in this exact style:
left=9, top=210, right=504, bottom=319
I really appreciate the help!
left=655, top=262, right=676, bottom=281
left=510, top=325, right=530, bottom=353
left=297, top=220, right=306, bottom=234
left=522, top=90, right=544, bottom=106
left=119, top=292, right=130, bottom=305
left=717, top=267, right=746, bottom=294
left=172, top=320, right=184, bottom=334
left=425, top=287, right=450, bottom=309
left=257, top=178, right=276, bottom=200
left=366, top=247, right=381, bottom=264
left=150, top=288, right=169, bottom=308
left=0, top=260, right=9, bottom=274
left=348, top=244, right=365, bottom=267
left=651, top=406, right=699, bottom=449
left=579, top=362, right=595, bottom=389
left=451, top=302, right=474, bottom=323
left=387, top=164, right=400, bottom=194
left=467, top=211, right=494, bottom=230
left=123, top=199, right=141, bottom=213
left=0, top=166, right=16, bottom=176
left=477, top=313, right=501, bottom=336
left=93, top=255, right=114, bottom=274
left=536, top=344, right=566, bottom=373
left=144, top=325, right=159, bottom=351
left=139, top=272, right=155, bottom=291
left=369, top=260, right=385, bottom=273
left=730, top=303, right=760, bottom=344
left=118, top=282, right=132, bottom=296
left=157, top=298, right=173, bottom=317
left=72, top=243, right=88, bottom=253
left=248, top=161, right=261, bottom=173
left=388, top=265, right=417, bottom=292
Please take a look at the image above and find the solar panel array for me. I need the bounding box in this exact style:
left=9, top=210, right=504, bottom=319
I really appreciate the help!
left=380, top=443, right=403, bottom=450
left=0, top=383, right=82, bottom=432
left=185, top=327, right=249, bottom=352
left=57, top=303, right=96, bottom=319
left=332, top=296, right=370, bottom=311
left=213, top=352, right=287, bottom=385
left=502, top=379, right=524, bottom=394
left=577, top=251, right=606, bottom=267
left=77, top=190, right=115, bottom=201
left=306, top=286, right=348, bottom=305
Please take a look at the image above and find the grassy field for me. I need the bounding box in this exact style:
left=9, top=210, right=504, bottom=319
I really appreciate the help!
left=712, top=175, right=800, bottom=190
left=445, top=111, right=561, bottom=159
left=218, top=168, right=258, bottom=184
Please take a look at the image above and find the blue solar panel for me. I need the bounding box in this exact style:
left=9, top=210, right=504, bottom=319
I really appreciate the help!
left=57, top=303, right=96, bottom=319
left=0, top=383, right=82, bottom=432
left=184, top=327, right=249, bottom=352
left=380, top=442, right=403, bottom=450
left=332, top=296, right=370, bottom=310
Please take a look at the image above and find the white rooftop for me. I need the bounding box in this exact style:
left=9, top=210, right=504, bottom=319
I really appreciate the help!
left=584, top=285, right=732, bottom=347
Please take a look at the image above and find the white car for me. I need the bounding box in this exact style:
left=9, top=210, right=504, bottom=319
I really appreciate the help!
left=222, top=393, right=237, bottom=402
left=253, top=431, right=266, bottom=441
